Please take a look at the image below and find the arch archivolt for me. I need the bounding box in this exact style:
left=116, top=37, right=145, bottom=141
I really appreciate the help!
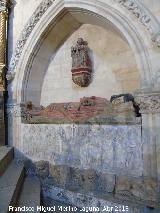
left=6, top=0, right=160, bottom=183
left=7, top=0, right=160, bottom=104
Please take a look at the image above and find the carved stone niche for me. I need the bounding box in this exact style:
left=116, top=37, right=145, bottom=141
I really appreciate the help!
left=71, top=38, right=92, bottom=87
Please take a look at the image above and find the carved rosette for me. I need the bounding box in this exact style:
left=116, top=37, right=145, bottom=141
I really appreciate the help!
left=135, top=92, right=160, bottom=114
left=71, top=38, right=92, bottom=87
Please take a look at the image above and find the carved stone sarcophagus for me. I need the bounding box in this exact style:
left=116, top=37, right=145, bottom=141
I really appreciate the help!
left=71, top=38, right=92, bottom=87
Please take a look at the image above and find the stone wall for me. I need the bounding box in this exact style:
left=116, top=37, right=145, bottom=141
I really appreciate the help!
left=19, top=124, right=160, bottom=209
left=41, top=24, right=139, bottom=106
left=20, top=123, right=159, bottom=209
left=6, top=0, right=160, bottom=210
left=8, top=0, right=160, bottom=61
left=21, top=124, right=143, bottom=177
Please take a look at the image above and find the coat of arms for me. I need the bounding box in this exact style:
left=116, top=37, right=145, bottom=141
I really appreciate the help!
left=71, top=38, right=92, bottom=87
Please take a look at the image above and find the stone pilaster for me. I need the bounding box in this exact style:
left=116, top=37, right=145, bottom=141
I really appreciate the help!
left=0, top=0, right=10, bottom=145
left=135, top=92, right=160, bottom=182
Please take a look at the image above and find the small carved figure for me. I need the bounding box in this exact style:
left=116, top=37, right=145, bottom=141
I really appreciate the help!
left=71, top=38, right=92, bottom=87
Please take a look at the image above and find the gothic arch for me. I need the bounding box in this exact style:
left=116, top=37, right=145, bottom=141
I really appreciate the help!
left=9, top=0, right=159, bottom=104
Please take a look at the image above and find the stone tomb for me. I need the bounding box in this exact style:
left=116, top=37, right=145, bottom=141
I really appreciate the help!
left=21, top=95, right=140, bottom=125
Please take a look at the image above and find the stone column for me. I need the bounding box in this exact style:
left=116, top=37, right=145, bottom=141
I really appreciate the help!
left=0, top=0, right=10, bottom=145
left=135, top=91, right=160, bottom=181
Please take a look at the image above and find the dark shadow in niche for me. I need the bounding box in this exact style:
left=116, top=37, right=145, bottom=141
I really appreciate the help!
left=23, top=13, right=82, bottom=106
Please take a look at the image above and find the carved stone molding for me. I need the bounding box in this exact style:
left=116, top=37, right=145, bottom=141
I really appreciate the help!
left=0, top=0, right=7, bottom=11
left=7, top=102, right=27, bottom=118
left=8, top=0, right=160, bottom=80
left=135, top=92, right=160, bottom=114
left=117, top=0, right=160, bottom=47
left=0, top=0, right=12, bottom=12
left=0, top=0, right=11, bottom=90
left=6, top=72, right=15, bottom=81
left=8, top=0, right=55, bottom=78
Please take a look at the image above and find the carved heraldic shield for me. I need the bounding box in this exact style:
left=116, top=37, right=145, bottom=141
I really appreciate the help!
left=71, top=38, right=92, bottom=87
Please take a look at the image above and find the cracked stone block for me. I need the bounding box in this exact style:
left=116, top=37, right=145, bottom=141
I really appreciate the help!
left=96, top=172, right=115, bottom=194
left=116, top=176, right=158, bottom=205
left=35, top=161, right=49, bottom=179
left=49, top=165, right=70, bottom=188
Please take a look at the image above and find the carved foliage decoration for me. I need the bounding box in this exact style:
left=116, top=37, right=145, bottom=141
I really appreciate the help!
left=0, top=0, right=11, bottom=11
left=7, top=0, right=160, bottom=81
left=0, top=0, right=6, bottom=11
left=117, top=0, right=151, bottom=29
left=135, top=93, right=160, bottom=114
left=71, top=38, right=92, bottom=87
left=0, top=0, right=11, bottom=90
left=9, top=0, right=55, bottom=74
left=117, top=0, right=160, bottom=47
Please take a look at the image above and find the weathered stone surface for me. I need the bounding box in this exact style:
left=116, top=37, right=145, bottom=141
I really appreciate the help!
left=21, top=96, right=140, bottom=124
left=96, top=172, right=115, bottom=194
left=0, top=146, right=13, bottom=176
left=35, top=161, right=49, bottom=179
left=48, top=165, right=115, bottom=195
left=81, top=169, right=97, bottom=192
left=22, top=124, right=143, bottom=177
left=71, top=38, right=92, bottom=87
left=135, top=92, right=160, bottom=114
left=116, top=176, right=158, bottom=205
left=18, top=177, right=40, bottom=211
left=143, top=178, right=158, bottom=202
left=69, top=167, right=83, bottom=191
left=49, top=165, right=70, bottom=188
left=42, top=185, right=144, bottom=213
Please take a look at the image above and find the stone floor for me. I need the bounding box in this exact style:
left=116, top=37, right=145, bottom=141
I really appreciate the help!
left=0, top=146, right=40, bottom=213
left=43, top=197, right=82, bottom=213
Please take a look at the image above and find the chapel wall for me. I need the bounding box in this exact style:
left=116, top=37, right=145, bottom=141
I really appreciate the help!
left=40, top=24, right=140, bottom=106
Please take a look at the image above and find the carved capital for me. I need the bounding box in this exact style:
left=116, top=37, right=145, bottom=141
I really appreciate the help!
left=0, top=0, right=11, bottom=12
left=135, top=92, right=160, bottom=114
left=6, top=72, right=15, bottom=81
